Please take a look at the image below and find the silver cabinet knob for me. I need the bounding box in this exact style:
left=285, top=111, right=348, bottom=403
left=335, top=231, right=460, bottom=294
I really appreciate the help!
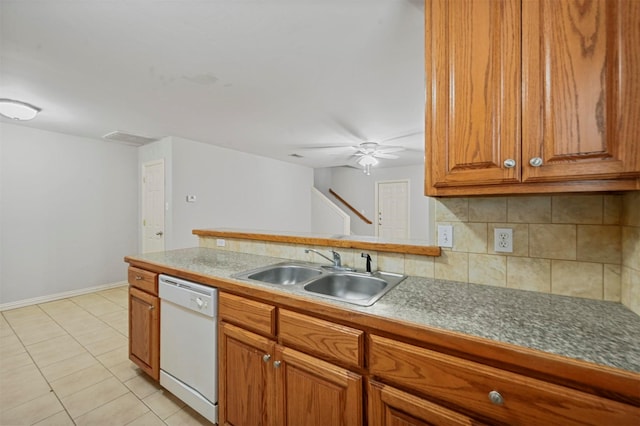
left=529, top=157, right=543, bottom=167
left=503, top=159, right=516, bottom=168
left=273, top=360, right=282, bottom=368
left=488, top=390, right=504, bottom=405
left=262, top=354, right=271, bottom=363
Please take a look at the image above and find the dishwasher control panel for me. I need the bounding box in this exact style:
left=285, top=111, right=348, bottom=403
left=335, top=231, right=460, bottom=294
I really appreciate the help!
left=158, top=274, right=217, bottom=317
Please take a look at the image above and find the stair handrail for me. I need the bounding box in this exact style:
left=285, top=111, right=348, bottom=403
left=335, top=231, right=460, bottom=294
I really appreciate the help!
left=329, top=189, right=373, bottom=225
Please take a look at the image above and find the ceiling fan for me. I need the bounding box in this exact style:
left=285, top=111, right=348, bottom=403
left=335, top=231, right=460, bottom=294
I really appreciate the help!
left=296, top=140, right=408, bottom=174
left=351, top=142, right=404, bottom=175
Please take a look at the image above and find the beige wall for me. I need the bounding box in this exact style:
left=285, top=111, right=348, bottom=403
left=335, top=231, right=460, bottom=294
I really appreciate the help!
left=621, top=191, right=640, bottom=315
left=200, top=191, right=640, bottom=315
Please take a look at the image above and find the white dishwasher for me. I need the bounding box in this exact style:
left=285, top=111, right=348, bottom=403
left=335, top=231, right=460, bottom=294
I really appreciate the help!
left=159, top=274, right=218, bottom=424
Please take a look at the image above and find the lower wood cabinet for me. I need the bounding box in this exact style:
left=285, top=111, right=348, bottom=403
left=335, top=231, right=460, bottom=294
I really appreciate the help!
left=368, top=380, right=484, bottom=426
left=275, top=345, right=362, bottom=426
left=368, top=334, right=640, bottom=426
left=219, top=321, right=363, bottom=426
left=219, top=321, right=275, bottom=426
left=128, top=285, right=159, bottom=380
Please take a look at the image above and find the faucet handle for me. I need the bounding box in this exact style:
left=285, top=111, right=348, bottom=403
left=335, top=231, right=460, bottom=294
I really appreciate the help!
left=331, top=250, right=341, bottom=266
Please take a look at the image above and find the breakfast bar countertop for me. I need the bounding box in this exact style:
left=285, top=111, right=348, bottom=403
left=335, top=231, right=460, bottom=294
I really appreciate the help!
left=125, top=247, right=640, bottom=375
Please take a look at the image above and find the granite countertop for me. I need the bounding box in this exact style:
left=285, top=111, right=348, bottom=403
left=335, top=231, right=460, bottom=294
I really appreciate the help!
left=126, top=247, right=640, bottom=374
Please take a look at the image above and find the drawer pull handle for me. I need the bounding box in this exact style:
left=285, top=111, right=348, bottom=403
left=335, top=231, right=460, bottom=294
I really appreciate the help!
left=503, top=159, right=516, bottom=168
left=262, top=354, right=271, bottom=363
left=273, top=361, right=282, bottom=368
left=488, top=390, right=504, bottom=405
left=135, top=276, right=143, bottom=280
left=529, top=157, right=543, bottom=167
left=148, top=305, right=155, bottom=311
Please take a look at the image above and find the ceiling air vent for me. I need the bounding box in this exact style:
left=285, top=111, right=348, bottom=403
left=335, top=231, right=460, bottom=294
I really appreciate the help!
left=102, top=131, right=159, bottom=146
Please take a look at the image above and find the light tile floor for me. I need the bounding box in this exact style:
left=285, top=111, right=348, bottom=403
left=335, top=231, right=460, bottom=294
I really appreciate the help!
left=0, top=286, right=214, bottom=426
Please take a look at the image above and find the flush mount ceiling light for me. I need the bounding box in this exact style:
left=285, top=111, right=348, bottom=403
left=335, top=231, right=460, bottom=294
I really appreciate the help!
left=0, top=98, right=42, bottom=121
left=357, top=154, right=379, bottom=175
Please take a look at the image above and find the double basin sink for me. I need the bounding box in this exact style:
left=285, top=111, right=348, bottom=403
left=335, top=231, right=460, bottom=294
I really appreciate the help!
left=232, top=261, right=407, bottom=307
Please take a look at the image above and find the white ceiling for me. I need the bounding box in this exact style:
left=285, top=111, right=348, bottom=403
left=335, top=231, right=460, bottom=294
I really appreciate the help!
left=0, top=0, right=425, bottom=169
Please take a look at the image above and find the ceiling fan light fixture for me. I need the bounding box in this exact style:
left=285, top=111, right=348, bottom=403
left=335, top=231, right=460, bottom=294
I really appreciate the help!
left=357, top=154, right=378, bottom=175
left=0, top=98, right=41, bottom=121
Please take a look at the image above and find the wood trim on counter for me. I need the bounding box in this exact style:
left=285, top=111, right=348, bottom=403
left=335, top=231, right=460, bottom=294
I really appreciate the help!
left=125, top=256, right=640, bottom=407
left=192, top=229, right=441, bottom=256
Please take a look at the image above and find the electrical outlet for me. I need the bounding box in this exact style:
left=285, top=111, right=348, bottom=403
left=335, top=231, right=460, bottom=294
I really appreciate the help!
left=216, top=239, right=226, bottom=247
left=494, top=228, right=513, bottom=253
left=437, top=225, right=454, bottom=248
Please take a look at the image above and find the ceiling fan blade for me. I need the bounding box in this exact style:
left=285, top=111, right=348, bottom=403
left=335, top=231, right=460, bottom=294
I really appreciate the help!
left=296, top=145, right=355, bottom=155
left=374, top=153, right=400, bottom=159
left=330, top=117, right=368, bottom=141
left=376, top=146, right=405, bottom=154
left=381, top=130, right=423, bottom=143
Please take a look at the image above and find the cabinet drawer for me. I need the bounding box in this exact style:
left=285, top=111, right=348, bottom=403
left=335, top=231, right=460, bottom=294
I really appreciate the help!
left=369, top=334, right=640, bottom=426
left=128, top=267, right=158, bottom=295
left=279, top=309, right=364, bottom=368
left=219, top=292, right=276, bottom=337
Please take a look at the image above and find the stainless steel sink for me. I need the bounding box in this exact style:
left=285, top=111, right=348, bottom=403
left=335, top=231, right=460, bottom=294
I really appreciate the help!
left=303, top=271, right=406, bottom=306
left=232, top=261, right=406, bottom=306
left=232, top=262, right=323, bottom=285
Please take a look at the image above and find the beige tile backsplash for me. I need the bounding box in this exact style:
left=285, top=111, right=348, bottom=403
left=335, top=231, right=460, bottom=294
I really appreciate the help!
left=435, top=192, right=640, bottom=315
left=200, top=191, right=640, bottom=315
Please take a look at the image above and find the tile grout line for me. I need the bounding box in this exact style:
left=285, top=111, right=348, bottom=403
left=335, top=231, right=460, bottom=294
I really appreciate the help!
left=1, top=308, right=78, bottom=426
left=3, top=288, right=202, bottom=426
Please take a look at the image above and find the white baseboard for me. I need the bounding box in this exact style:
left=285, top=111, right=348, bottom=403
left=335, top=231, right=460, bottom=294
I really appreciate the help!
left=0, top=281, right=128, bottom=312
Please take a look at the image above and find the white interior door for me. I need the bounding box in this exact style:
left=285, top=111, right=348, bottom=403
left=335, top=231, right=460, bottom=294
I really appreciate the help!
left=376, top=180, right=409, bottom=239
left=142, top=160, right=165, bottom=253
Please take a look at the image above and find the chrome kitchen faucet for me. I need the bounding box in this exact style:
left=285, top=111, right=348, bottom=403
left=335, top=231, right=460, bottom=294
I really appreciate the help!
left=305, top=248, right=342, bottom=268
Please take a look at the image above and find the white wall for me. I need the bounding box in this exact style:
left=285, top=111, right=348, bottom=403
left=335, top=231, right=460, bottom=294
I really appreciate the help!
left=311, top=187, right=350, bottom=235
left=142, top=136, right=314, bottom=249
left=0, top=124, right=138, bottom=305
left=316, top=164, right=435, bottom=242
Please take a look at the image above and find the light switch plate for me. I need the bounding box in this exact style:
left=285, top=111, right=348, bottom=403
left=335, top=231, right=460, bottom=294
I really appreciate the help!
left=437, top=225, right=454, bottom=248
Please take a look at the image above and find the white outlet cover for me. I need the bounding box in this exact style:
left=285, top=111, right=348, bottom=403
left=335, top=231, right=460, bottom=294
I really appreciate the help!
left=437, top=225, right=454, bottom=248
left=216, top=239, right=226, bottom=247
left=494, top=228, right=513, bottom=253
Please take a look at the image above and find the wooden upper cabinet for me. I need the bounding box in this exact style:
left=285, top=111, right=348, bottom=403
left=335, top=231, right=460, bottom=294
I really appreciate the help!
left=522, top=0, right=640, bottom=182
left=425, top=0, right=640, bottom=196
left=426, top=0, right=521, bottom=189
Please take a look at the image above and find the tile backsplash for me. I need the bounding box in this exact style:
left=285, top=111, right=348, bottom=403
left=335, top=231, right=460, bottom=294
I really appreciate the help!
left=199, top=191, right=640, bottom=315
left=435, top=192, right=639, bottom=315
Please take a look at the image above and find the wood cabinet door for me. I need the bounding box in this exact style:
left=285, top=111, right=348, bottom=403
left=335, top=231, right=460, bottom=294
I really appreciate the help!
left=219, top=322, right=276, bottom=426
left=522, top=0, right=640, bottom=182
left=275, top=346, right=363, bottom=426
left=368, top=380, right=484, bottom=426
left=426, top=0, right=521, bottom=191
left=128, top=286, right=159, bottom=380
